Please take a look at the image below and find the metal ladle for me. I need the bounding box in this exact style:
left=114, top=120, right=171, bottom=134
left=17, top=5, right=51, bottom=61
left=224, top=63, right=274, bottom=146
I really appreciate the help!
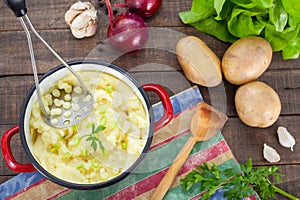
left=4, top=0, right=94, bottom=128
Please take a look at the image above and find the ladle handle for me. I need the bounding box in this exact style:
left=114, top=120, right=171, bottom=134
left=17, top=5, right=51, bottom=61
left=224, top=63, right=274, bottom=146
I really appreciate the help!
left=151, top=136, right=196, bottom=200
left=3, top=0, right=27, bottom=17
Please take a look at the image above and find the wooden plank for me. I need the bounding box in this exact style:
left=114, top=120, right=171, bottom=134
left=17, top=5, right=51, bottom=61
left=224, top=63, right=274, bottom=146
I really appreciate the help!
left=224, top=70, right=300, bottom=116
left=0, top=0, right=105, bottom=31
left=0, top=27, right=210, bottom=75
left=0, top=27, right=299, bottom=76
left=0, top=0, right=191, bottom=31
left=223, top=117, right=300, bottom=165
left=271, top=164, right=300, bottom=199
left=0, top=176, right=17, bottom=184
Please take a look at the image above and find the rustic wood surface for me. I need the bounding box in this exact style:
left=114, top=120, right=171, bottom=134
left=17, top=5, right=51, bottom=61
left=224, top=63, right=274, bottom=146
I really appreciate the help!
left=0, top=0, right=299, bottom=199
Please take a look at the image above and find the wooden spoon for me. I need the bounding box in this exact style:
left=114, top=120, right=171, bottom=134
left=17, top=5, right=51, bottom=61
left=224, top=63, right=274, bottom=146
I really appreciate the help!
left=150, top=102, right=228, bottom=200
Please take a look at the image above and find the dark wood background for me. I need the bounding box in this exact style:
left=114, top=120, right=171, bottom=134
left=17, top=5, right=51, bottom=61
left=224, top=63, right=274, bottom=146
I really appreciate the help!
left=0, top=0, right=299, bottom=199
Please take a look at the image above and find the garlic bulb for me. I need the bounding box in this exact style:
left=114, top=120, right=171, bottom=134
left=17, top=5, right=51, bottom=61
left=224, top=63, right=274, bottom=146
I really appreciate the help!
left=277, top=126, right=296, bottom=151
left=65, top=1, right=98, bottom=39
left=263, top=143, right=280, bottom=163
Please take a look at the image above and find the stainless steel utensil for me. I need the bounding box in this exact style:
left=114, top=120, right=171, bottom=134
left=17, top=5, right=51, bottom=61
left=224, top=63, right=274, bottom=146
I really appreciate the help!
left=4, top=0, right=93, bottom=128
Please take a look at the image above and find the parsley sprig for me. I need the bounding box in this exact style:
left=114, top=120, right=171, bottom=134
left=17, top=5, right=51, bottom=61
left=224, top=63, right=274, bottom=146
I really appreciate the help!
left=180, top=158, right=299, bottom=200
left=82, top=123, right=105, bottom=153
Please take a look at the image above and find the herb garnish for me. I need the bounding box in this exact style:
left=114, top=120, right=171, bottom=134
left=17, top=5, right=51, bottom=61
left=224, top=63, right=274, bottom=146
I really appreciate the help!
left=82, top=123, right=106, bottom=153
left=180, top=158, right=299, bottom=200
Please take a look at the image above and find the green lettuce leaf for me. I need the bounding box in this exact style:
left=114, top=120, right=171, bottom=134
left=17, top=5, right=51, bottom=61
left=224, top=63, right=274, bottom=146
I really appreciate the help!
left=214, top=0, right=227, bottom=20
left=228, top=8, right=265, bottom=37
left=269, top=0, right=288, bottom=32
left=191, top=17, right=238, bottom=43
left=281, top=0, right=300, bottom=20
left=179, top=0, right=300, bottom=59
left=179, top=0, right=215, bottom=24
left=263, top=23, right=299, bottom=51
left=231, top=0, right=273, bottom=9
left=282, top=42, right=300, bottom=59
left=282, top=29, right=300, bottom=59
left=214, top=0, right=235, bottom=21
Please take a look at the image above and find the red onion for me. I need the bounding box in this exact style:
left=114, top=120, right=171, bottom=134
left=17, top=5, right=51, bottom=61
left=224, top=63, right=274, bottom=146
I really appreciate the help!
left=114, top=0, right=162, bottom=18
left=106, top=0, right=148, bottom=52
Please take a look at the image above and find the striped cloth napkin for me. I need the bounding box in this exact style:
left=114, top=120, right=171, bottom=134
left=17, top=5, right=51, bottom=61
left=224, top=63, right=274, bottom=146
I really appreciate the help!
left=0, top=86, right=258, bottom=200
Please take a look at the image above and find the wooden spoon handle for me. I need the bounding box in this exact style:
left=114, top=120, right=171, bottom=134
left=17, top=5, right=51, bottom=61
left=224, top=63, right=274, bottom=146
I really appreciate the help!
left=150, top=136, right=196, bottom=200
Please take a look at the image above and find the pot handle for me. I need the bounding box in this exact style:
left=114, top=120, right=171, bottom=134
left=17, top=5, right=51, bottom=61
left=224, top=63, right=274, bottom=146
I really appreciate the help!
left=1, top=125, right=36, bottom=172
left=142, top=84, right=173, bottom=132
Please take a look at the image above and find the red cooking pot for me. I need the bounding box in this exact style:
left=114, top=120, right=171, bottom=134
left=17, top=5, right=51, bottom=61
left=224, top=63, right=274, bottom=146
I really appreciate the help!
left=1, top=60, right=173, bottom=189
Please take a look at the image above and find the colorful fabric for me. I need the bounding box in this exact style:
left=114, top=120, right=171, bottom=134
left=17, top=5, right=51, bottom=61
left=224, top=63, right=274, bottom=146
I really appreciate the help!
left=0, top=86, right=259, bottom=200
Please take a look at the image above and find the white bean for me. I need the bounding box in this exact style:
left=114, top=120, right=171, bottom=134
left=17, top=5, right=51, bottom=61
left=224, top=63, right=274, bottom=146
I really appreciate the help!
left=63, top=102, right=71, bottom=110
left=83, top=94, right=92, bottom=102
left=54, top=99, right=63, bottom=107
left=64, top=85, right=73, bottom=93
left=63, top=120, right=70, bottom=126
left=83, top=106, right=90, bottom=112
left=75, top=115, right=81, bottom=121
left=74, top=86, right=83, bottom=94
left=44, top=93, right=53, bottom=106
left=58, top=81, right=72, bottom=93
left=52, top=89, right=61, bottom=97
left=64, top=94, right=72, bottom=102
left=42, top=98, right=49, bottom=107
left=72, top=103, right=80, bottom=112
left=45, top=106, right=51, bottom=115
left=72, top=97, right=79, bottom=103
left=64, top=111, right=72, bottom=118
left=51, top=108, right=62, bottom=116
left=51, top=118, right=59, bottom=124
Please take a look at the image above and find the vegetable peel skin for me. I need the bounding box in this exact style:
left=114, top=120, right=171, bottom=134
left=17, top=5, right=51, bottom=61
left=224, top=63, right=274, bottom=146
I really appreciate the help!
left=176, top=36, right=222, bottom=87
left=263, top=143, right=281, bottom=163
left=235, top=81, right=281, bottom=128
left=222, top=36, right=272, bottom=85
left=277, top=126, right=296, bottom=151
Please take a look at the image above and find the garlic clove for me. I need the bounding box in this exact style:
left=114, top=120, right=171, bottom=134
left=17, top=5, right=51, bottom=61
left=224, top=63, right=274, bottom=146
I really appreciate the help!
left=69, top=1, right=91, bottom=11
left=263, top=143, right=280, bottom=163
left=277, top=126, right=296, bottom=151
left=70, top=9, right=97, bottom=29
left=85, top=21, right=98, bottom=37
left=65, top=9, right=82, bottom=25
left=70, top=27, right=86, bottom=39
left=70, top=21, right=97, bottom=39
left=65, top=1, right=98, bottom=39
left=65, top=1, right=92, bottom=25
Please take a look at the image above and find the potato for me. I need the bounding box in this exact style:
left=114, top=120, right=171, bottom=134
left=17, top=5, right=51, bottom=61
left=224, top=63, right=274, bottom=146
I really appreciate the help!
left=176, top=36, right=222, bottom=87
left=235, top=81, right=281, bottom=128
left=222, top=36, right=272, bottom=85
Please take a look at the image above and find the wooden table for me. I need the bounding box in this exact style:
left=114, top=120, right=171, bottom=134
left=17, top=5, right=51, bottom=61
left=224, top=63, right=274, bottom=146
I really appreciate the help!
left=0, top=0, right=299, bottom=199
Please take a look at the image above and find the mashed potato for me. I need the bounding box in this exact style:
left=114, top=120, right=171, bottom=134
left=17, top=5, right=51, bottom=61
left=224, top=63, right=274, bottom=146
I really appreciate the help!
left=29, top=71, right=149, bottom=184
